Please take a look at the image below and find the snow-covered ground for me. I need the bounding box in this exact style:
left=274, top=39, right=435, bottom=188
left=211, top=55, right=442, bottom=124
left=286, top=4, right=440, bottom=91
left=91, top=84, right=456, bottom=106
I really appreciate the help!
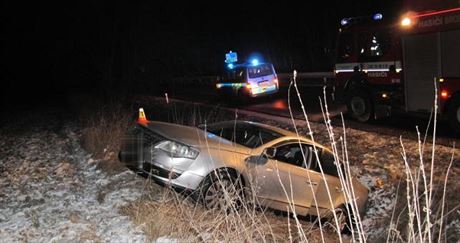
left=0, top=119, right=147, bottom=242
left=1, top=101, right=459, bottom=242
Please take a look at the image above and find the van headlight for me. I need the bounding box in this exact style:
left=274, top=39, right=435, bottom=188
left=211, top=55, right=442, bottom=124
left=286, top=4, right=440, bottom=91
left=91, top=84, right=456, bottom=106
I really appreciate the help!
left=155, top=140, right=199, bottom=159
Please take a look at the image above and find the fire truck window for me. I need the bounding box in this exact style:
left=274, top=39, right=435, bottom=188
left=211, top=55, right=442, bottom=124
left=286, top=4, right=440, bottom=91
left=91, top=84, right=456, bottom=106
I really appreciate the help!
left=357, top=32, right=390, bottom=61
left=337, top=33, right=353, bottom=62
left=357, top=33, right=369, bottom=61
left=370, top=35, right=382, bottom=56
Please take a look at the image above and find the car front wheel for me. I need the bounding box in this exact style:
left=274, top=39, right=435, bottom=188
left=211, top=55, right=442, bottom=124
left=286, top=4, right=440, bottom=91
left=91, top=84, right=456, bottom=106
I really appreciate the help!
left=200, top=170, right=243, bottom=212
left=325, top=206, right=353, bottom=235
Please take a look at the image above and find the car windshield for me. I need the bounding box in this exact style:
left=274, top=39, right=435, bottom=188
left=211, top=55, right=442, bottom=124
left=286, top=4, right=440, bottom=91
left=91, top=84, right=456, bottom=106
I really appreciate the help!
left=204, top=123, right=282, bottom=148
left=247, top=64, right=274, bottom=78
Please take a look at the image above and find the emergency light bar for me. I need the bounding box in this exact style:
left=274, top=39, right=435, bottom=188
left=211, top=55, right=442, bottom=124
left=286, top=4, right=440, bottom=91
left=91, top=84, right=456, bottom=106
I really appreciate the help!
left=373, top=13, right=383, bottom=20
left=401, top=17, right=412, bottom=26
left=414, top=7, right=460, bottom=18
left=341, top=18, right=350, bottom=26
left=341, top=13, right=383, bottom=26
left=400, top=7, right=460, bottom=27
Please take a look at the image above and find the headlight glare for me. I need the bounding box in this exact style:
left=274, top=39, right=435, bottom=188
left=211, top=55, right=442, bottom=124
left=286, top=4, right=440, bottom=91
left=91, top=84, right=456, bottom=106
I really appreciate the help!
left=155, top=140, right=199, bottom=159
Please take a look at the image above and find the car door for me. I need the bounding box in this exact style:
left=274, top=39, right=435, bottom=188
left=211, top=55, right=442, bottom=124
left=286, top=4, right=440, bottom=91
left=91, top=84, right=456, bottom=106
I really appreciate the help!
left=308, top=150, right=344, bottom=212
left=247, top=142, right=322, bottom=216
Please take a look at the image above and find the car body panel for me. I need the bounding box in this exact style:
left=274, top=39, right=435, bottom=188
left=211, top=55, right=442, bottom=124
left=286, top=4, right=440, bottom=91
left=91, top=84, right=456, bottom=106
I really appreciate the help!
left=119, top=120, right=369, bottom=217
left=246, top=158, right=322, bottom=215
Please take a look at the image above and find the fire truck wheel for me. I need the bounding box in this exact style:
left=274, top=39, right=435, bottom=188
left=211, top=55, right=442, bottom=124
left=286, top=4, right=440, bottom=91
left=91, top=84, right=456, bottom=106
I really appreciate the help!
left=347, top=90, right=373, bottom=122
left=448, top=96, right=460, bottom=133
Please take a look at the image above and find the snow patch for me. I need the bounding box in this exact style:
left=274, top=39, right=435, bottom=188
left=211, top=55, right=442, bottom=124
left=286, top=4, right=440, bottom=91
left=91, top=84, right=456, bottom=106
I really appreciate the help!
left=0, top=125, right=147, bottom=242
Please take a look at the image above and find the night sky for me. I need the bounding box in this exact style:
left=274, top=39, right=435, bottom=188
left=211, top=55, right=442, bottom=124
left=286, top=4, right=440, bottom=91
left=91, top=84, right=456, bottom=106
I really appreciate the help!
left=1, top=1, right=402, bottom=105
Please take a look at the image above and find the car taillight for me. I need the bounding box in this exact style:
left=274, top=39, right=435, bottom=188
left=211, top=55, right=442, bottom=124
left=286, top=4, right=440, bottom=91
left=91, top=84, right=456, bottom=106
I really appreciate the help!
left=441, top=90, right=449, bottom=99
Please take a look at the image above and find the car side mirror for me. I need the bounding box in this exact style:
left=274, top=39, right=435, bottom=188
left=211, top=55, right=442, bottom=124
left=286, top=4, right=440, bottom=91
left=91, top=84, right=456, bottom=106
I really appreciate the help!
left=263, top=147, right=276, bottom=159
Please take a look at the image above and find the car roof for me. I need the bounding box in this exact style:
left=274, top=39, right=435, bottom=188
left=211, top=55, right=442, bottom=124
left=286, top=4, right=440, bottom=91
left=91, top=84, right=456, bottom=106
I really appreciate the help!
left=204, top=120, right=298, bottom=137
left=204, top=120, right=331, bottom=151
left=230, top=63, right=273, bottom=69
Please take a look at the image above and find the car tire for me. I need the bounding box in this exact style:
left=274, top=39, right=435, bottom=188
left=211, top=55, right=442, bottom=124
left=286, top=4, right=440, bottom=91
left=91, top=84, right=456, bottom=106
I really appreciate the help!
left=200, top=169, right=244, bottom=212
left=448, top=96, right=460, bottom=134
left=325, top=206, right=354, bottom=235
left=346, top=89, right=373, bottom=122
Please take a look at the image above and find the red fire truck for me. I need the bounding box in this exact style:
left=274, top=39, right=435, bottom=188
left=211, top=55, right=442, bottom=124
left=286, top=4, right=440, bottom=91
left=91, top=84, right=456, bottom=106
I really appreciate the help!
left=335, top=3, right=460, bottom=132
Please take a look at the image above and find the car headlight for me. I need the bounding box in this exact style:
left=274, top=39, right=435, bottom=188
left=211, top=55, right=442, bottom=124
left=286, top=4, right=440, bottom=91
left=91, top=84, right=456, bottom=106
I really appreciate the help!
left=155, top=140, right=199, bottom=159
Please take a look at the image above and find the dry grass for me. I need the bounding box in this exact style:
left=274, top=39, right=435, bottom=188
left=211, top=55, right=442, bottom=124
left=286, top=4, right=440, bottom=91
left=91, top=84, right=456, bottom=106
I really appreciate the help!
left=384, top=146, right=459, bottom=243
left=79, top=102, right=133, bottom=175
left=120, top=186, right=341, bottom=243
left=81, top=105, right=131, bottom=159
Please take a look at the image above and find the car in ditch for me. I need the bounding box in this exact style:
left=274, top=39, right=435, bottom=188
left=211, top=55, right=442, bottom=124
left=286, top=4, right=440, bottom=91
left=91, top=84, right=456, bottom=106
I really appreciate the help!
left=119, top=109, right=369, bottom=232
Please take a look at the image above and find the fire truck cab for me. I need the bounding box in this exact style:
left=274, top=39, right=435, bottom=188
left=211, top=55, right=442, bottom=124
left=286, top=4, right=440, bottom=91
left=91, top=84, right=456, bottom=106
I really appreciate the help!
left=335, top=7, right=460, bottom=132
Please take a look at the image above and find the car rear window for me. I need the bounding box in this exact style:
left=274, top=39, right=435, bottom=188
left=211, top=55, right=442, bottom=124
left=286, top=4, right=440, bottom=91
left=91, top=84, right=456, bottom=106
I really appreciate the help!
left=247, top=64, right=274, bottom=78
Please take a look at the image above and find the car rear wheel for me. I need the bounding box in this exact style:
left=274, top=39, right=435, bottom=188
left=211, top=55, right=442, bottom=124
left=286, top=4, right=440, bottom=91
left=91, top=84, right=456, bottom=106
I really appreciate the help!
left=200, top=170, right=243, bottom=212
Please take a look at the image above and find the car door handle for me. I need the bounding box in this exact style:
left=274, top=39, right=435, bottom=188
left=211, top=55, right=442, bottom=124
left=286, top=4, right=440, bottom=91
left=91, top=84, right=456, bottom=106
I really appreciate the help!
left=306, top=181, right=318, bottom=186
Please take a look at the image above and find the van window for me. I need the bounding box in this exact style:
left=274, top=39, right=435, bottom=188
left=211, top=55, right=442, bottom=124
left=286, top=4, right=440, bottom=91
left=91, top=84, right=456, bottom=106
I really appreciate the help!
left=247, top=64, right=274, bottom=78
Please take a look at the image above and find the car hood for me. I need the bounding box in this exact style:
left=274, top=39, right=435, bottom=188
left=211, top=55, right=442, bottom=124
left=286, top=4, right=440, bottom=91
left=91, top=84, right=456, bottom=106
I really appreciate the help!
left=144, top=121, right=251, bottom=154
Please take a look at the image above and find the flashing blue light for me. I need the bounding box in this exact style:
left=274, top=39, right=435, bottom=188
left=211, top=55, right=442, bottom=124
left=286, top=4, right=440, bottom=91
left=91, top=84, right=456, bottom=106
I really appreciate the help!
left=227, top=63, right=234, bottom=69
left=373, top=13, right=383, bottom=20
left=225, top=51, right=238, bottom=64
left=341, top=18, right=349, bottom=26
left=251, top=59, right=259, bottom=66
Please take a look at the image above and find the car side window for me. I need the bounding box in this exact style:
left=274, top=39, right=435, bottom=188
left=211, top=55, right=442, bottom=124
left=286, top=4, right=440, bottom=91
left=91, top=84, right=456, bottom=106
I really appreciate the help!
left=205, top=123, right=282, bottom=148
left=245, top=129, right=281, bottom=148
left=309, top=150, right=339, bottom=177
left=273, top=143, right=310, bottom=168
left=216, top=126, right=281, bottom=148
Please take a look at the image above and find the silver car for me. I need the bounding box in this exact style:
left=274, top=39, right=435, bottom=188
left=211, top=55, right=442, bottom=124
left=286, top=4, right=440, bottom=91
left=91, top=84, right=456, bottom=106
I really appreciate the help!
left=119, top=119, right=368, bottom=230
